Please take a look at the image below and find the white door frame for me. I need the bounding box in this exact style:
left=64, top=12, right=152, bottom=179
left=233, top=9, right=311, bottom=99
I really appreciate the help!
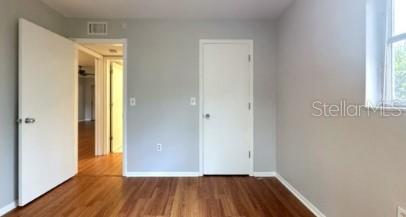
left=72, top=38, right=128, bottom=176
left=198, top=39, right=254, bottom=176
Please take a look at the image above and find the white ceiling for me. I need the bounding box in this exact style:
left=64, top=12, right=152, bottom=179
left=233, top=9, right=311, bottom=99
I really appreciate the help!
left=78, top=44, right=123, bottom=66
left=41, top=0, right=293, bottom=19
left=82, top=44, right=123, bottom=56
left=78, top=50, right=95, bottom=67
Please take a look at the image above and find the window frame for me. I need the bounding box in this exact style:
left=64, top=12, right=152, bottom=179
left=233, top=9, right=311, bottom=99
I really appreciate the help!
left=384, top=0, right=406, bottom=106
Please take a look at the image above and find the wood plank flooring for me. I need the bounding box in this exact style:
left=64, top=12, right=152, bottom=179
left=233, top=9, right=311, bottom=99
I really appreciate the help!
left=6, top=122, right=315, bottom=217
left=78, top=121, right=122, bottom=176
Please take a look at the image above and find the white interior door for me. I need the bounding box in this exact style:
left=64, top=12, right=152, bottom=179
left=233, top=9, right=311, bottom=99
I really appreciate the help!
left=18, top=19, right=76, bottom=206
left=202, top=41, right=253, bottom=175
left=111, top=61, right=123, bottom=153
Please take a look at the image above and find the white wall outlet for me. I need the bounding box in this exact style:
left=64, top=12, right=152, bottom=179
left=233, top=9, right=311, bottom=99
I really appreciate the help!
left=156, top=144, right=162, bottom=152
left=398, top=207, right=406, bottom=217
left=190, top=97, right=197, bottom=106
left=130, top=98, right=136, bottom=106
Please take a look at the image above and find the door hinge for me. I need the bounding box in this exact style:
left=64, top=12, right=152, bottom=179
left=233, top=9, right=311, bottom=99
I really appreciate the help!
left=248, top=151, right=251, bottom=159
left=248, top=102, right=251, bottom=110
left=248, top=54, right=251, bottom=62
left=110, top=136, right=113, bottom=141
left=16, top=119, right=22, bottom=124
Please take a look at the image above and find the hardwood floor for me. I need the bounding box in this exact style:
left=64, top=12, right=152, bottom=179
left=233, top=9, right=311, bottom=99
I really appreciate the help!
left=78, top=121, right=122, bottom=176
left=6, top=122, right=315, bottom=217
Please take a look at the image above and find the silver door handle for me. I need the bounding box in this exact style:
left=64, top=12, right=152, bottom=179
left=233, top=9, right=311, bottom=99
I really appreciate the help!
left=204, top=114, right=211, bottom=119
left=25, top=118, right=36, bottom=124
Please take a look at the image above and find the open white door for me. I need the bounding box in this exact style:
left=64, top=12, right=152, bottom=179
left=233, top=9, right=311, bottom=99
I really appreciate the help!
left=18, top=19, right=76, bottom=206
left=111, top=61, right=123, bottom=153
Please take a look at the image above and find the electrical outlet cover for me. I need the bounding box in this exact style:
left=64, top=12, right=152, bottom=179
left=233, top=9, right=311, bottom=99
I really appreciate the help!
left=157, top=144, right=162, bottom=152
left=130, top=98, right=136, bottom=106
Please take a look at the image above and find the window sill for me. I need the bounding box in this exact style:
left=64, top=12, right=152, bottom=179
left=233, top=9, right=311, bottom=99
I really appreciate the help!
left=363, top=106, right=406, bottom=112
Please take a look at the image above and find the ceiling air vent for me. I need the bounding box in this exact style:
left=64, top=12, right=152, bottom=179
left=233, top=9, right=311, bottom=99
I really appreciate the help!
left=87, top=22, right=108, bottom=35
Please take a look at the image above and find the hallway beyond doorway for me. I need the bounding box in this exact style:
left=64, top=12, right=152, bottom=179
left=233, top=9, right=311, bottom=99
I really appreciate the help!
left=78, top=121, right=122, bottom=176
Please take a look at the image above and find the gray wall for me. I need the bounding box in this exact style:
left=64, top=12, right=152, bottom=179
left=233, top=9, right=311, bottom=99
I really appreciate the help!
left=276, top=0, right=406, bottom=216
left=2, top=0, right=405, bottom=215
left=0, top=0, right=66, bottom=209
left=78, top=77, right=95, bottom=121
left=66, top=19, right=277, bottom=172
left=78, top=79, right=85, bottom=120
left=0, top=7, right=277, bottom=207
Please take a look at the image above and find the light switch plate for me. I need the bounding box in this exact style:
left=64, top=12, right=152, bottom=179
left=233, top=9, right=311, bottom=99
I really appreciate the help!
left=190, top=97, right=197, bottom=106
left=130, top=98, right=136, bottom=106
left=398, top=207, right=406, bottom=217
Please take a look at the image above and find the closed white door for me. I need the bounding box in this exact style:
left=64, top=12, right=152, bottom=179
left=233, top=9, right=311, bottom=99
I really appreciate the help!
left=111, top=61, right=123, bottom=153
left=18, top=19, right=76, bottom=206
left=202, top=41, right=253, bottom=175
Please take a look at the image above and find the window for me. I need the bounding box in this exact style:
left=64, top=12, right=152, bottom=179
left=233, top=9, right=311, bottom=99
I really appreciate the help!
left=385, top=0, right=406, bottom=106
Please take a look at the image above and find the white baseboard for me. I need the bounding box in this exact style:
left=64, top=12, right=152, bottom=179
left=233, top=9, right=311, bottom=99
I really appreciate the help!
left=128, top=171, right=279, bottom=178
left=275, top=173, right=326, bottom=217
left=79, top=119, right=93, bottom=122
left=253, top=171, right=276, bottom=177
left=0, top=201, right=17, bottom=216
left=125, top=172, right=200, bottom=177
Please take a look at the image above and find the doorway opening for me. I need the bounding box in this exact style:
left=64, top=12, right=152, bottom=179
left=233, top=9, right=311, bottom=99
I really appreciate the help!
left=18, top=19, right=128, bottom=206
left=77, top=50, right=96, bottom=162
left=76, top=41, right=125, bottom=176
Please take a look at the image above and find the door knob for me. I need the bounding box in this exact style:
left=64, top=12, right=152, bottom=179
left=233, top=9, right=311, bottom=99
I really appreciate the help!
left=25, top=118, right=36, bottom=124
left=204, top=114, right=211, bottom=119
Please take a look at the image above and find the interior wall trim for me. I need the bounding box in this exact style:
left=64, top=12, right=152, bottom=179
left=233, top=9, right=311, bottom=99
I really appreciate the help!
left=0, top=201, right=17, bottom=216
left=275, top=173, right=326, bottom=217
